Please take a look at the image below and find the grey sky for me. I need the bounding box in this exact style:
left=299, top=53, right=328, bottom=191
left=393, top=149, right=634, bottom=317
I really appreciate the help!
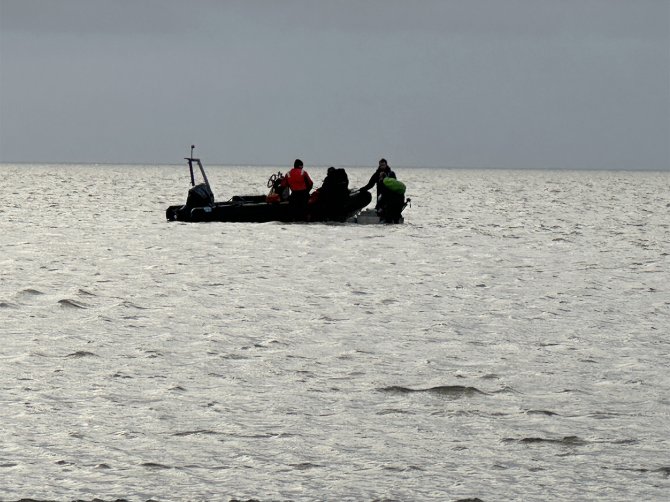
left=1, top=0, right=668, bottom=169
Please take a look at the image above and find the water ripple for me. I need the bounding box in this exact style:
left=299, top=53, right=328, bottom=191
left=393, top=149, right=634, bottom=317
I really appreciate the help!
left=141, top=462, right=172, bottom=470
left=64, top=351, right=98, bottom=358
left=173, top=430, right=221, bottom=437
left=504, top=435, right=588, bottom=446
left=379, top=385, right=487, bottom=397
left=58, top=298, right=88, bottom=309
left=526, top=410, right=560, bottom=416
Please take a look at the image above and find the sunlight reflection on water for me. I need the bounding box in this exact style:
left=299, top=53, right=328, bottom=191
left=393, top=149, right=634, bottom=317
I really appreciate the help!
left=0, top=164, right=669, bottom=500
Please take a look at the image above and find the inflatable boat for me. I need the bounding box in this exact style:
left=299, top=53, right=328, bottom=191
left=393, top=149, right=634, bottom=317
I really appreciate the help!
left=166, top=147, right=372, bottom=223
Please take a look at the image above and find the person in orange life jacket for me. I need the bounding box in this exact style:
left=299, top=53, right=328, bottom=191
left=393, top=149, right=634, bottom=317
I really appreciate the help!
left=284, top=159, right=314, bottom=218
left=359, top=158, right=396, bottom=210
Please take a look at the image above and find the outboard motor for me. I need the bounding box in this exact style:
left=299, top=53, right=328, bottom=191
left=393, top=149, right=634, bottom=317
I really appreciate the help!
left=166, top=146, right=217, bottom=221
left=186, top=182, right=214, bottom=208
left=172, top=182, right=214, bottom=221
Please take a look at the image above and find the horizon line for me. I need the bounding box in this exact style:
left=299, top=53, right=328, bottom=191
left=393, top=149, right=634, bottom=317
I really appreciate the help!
left=0, top=161, right=667, bottom=172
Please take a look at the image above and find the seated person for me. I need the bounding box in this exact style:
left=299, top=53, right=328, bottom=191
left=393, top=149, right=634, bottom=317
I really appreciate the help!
left=310, top=167, right=350, bottom=220
left=320, top=167, right=349, bottom=201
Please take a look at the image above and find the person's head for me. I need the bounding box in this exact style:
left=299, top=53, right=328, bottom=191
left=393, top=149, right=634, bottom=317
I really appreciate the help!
left=378, top=158, right=388, bottom=170
left=294, top=159, right=303, bottom=169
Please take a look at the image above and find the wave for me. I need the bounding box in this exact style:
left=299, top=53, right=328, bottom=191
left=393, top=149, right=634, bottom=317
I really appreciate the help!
left=119, top=300, right=149, bottom=309
left=64, top=351, right=98, bottom=358
left=173, top=430, right=221, bottom=437
left=18, top=288, right=44, bottom=296
left=526, top=410, right=560, bottom=416
left=491, top=386, right=518, bottom=394
left=141, top=462, right=172, bottom=470
left=382, top=465, right=425, bottom=473
left=289, top=462, right=321, bottom=470
left=379, top=385, right=487, bottom=397
left=58, top=298, right=88, bottom=309
left=376, top=408, right=417, bottom=415
left=504, top=435, right=587, bottom=446
left=605, top=466, right=669, bottom=477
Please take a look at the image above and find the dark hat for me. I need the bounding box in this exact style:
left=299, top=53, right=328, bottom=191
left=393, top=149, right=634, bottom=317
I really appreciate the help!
left=294, top=159, right=303, bottom=168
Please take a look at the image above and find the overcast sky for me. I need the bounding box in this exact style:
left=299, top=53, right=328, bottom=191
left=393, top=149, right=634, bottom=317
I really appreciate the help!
left=1, top=0, right=668, bottom=169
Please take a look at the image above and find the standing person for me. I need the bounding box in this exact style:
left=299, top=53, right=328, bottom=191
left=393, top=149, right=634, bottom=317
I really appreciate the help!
left=284, top=158, right=313, bottom=220
left=377, top=171, right=406, bottom=223
left=359, top=158, right=396, bottom=210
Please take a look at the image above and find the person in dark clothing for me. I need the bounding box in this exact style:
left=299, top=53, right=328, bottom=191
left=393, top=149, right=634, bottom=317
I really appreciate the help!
left=359, top=158, right=396, bottom=211
left=312, top=167, right=350, bottom=220
left=283, top=158, right=313, bottom=220
left=320, top=167, right=349, bottom=202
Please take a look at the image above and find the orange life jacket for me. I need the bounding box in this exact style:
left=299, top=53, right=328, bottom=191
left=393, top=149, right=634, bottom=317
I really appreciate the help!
left=286, top=167, right=313, bottom=192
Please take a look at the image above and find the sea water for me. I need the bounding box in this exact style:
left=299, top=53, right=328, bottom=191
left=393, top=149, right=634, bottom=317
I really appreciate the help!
left=0, top=164, right=668, bottom=501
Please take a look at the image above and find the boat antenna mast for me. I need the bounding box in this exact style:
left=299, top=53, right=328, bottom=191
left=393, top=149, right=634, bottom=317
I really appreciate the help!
left=185, top=144, right=212, bottom=193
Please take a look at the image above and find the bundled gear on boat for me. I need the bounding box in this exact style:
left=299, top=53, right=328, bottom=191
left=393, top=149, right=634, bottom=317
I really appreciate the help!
left=266, top=171, right=289, bottom=203
left=382, top=176, right=405, bottom=196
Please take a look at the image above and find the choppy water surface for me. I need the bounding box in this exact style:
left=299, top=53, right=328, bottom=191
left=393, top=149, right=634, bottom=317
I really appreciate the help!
left=1, top=164, right=668, bottom=501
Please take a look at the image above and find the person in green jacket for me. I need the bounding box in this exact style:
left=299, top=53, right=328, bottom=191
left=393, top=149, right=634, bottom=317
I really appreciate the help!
left=377, top=171, right=406, bottom=223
